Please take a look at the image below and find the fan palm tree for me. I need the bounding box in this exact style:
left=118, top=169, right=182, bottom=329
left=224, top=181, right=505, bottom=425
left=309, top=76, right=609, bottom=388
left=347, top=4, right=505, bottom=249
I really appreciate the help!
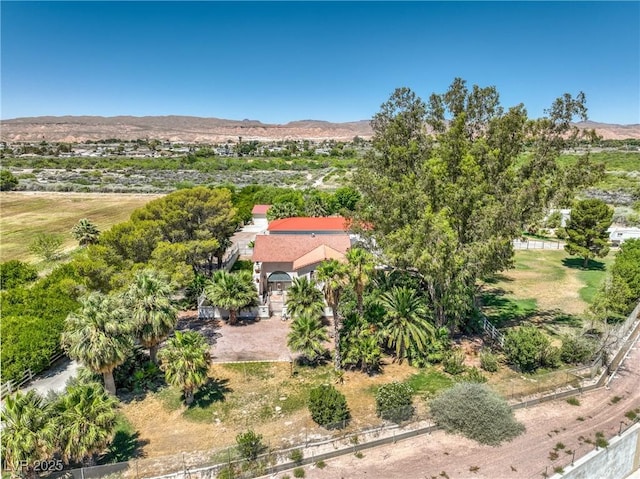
left=346, top=247, right=375, bottom=315
left=379, top=287, right=435, bottom=362
left=71, top=218, right=100, bottom=246
left=316, top=259, right=349, bottom=370
left=125, top=270, right=178, bottom=364
left=52, top=382, right=119, bottom=466
left=286, top=276, right=325, bottom=319
left=158, top=331, right=210, bottom=405
left=1, top=390, right=55, bottom=479
left=205, top=270, right=257, bottom=325
left=61, top=292, right=133, bottom=395
left=287, top=314, right=329, bottom=364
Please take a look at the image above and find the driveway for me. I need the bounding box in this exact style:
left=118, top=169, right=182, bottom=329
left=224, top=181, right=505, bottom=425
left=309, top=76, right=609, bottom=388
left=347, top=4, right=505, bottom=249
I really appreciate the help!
left=20, top=358, right=80, bottom=397
left=210, top=318, right=292, bottom=362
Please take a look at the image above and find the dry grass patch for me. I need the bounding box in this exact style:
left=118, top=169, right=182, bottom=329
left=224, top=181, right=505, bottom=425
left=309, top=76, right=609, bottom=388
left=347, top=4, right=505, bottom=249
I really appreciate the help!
left=121, top=360, right=422, bottom=461
left=0, top=192, right=161, bottom=261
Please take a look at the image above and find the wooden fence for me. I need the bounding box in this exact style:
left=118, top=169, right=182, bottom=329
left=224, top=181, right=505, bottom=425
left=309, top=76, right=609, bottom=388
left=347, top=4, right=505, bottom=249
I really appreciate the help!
left=0, top=349, right=65, bottom=399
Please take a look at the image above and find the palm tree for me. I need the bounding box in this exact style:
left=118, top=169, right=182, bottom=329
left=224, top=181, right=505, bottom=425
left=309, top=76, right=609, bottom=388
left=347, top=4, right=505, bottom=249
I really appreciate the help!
left=205, top=270, right=257, bottom=325
left=1, top=390, right=55, bottom=479
left=125, top=270, right=178, bottom=364
left=286, top=276, right=325, bottom=319
left=71, top=218, right=100, bottom=246
left=61, top=292, right=133, bottom=395
left=287, top=314, right=329, bottom=364
left=53, top=382, right=119, bottom=466
left=379, top=287, right=435, bottom=362
left=158, top=331, right=210, bottom=405
left=316, top=259, right=349, bottom=370
left=346, top=247, right=375, bottom=315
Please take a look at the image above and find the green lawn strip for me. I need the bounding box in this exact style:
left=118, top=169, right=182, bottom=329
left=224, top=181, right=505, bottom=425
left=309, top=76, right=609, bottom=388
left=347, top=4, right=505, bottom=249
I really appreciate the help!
left=404, top=369, right=454, bottom=396
left=573, top=256, right=614, bottom=304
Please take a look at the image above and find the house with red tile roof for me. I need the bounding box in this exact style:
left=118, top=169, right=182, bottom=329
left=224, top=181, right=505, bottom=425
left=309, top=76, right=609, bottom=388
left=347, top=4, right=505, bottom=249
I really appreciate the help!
left=252, top=233, right=351, bottom=305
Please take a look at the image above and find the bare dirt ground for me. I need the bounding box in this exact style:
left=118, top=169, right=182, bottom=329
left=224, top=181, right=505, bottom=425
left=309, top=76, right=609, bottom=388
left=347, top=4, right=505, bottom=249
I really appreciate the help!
left=301, top=336, right=640, bottom=479
left=211, top=318, right=293, bottom=362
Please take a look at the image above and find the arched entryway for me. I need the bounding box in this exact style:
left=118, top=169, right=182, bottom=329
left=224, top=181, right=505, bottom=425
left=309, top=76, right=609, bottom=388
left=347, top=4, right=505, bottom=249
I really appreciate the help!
left=267, top=271, right=292, bottom=292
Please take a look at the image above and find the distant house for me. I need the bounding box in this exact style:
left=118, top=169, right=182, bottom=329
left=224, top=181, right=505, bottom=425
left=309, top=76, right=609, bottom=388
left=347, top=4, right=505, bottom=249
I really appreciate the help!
left=267, top=216, right=350, bottom=235
left=252, top=233, right=351, bottom=297
left=608, top=227, right=640, bottom=247
left=251, top=204, right=271, bottom=222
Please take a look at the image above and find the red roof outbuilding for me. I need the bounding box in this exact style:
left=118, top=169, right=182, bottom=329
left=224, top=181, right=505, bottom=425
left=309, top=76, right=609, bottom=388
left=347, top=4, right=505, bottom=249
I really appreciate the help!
left=251, top=204, right=271, bottom=215
left=267, top=216, right=349, bottom=233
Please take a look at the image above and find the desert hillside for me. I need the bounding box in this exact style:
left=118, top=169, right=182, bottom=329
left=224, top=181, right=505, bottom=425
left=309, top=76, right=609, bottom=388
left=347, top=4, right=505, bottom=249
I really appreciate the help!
left=0, top=116, right=373, bottom=143
left=1, top=116, right=639, bottom=143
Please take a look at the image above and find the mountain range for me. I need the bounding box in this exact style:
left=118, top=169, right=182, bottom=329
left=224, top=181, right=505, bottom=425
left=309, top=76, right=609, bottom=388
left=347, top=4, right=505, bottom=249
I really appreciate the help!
left=1, top=116, right=639, bottom=143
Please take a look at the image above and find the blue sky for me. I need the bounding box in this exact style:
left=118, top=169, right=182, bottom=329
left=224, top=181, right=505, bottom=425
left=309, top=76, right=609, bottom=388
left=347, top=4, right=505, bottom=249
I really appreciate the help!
left=1, top=1, right=639, bottom=124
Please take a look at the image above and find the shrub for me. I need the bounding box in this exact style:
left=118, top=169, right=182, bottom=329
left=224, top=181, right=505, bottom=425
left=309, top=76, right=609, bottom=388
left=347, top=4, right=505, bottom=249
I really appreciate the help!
left=314, top=460, right=326, bottom=469
left=430, top=382, right=525, bottom=446
left=566, top=397, right=580, bottom=406
left=293, top=467, right=305, bottom=478
left=0, top=260, right=38, bottom=290
left=462, top=367, right=487, bottom=383
left=479, top=350, right=499, bottom=372
left=443, top=349, right=466, bottom=375
left=308, top=384, right=350, bottom=429
left=216, top=465, right=237, bottom=479
left=235, top=430, right=265, bottom=460
left=288, top=449, right=303, bottom=466
left=503, top=326, right=560, bottom=372
left=560, top=334, right=596, bottom=365
left=0, top=169, right=19, bottom=191
left=375, top=381, right=414, bottom=423
left=29, top=232, right=63, bottom=261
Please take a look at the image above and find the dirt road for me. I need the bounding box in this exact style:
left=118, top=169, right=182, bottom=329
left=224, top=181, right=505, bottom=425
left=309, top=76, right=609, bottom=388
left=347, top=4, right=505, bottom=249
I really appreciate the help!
left=304, top=336, right=640, bottom=479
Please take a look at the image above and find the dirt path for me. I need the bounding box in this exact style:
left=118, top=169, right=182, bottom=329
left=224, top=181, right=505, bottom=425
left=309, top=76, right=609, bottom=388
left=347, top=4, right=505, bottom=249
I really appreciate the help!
left=303, top=336, right=640, bottom=479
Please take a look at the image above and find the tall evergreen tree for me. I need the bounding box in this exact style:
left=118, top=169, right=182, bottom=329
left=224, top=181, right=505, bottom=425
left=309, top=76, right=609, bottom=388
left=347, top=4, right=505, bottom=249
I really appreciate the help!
left=564, top=199, right=614, bottom=268
left=353, top=79, right=603, bottom=332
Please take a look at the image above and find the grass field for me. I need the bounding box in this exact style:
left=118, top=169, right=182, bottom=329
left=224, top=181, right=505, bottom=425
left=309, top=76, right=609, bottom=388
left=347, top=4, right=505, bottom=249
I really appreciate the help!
left=482, top=250, right=613, bottom=333
left=0, top=192, right=162, bottom=262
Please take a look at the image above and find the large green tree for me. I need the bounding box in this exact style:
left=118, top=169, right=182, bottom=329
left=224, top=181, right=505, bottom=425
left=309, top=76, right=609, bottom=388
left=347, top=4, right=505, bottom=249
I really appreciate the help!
left=316, top=259, right=349, bottom=370
left=125, top=270, right=178, bottom=364
left=564, top=199, right=613, bottom=268
left=205, top=270, right=257, bottom=325
left=0, top=390, right=55, bottom=479
left=52, top=382, right=119, bottom=466
left=61, top=293, right=133, bottom=395
left=610, top=239, right=640, bottom=300
left=158, top=331, right=210, bottom=405
left=353, top=79, right=603, bottom=332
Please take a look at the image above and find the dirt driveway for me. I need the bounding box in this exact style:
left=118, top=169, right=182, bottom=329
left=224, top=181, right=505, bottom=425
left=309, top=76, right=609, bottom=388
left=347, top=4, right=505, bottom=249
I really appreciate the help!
left=211, top=318, right=292, bottom=362
left=303, top=335, right=640, bottom=479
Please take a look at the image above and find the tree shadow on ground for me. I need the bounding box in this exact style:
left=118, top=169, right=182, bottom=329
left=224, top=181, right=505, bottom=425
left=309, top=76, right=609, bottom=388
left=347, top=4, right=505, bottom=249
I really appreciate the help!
left=176, top=317, right=222, bottom=344
left=102, top=430, right=149, bottom=463
left=482, top=273, right=514, bottom=285
left=481, top=294, right=538, bottom=327
left=561, top=257, right=606, bottom=271
left=189, top=377, right=232, bottom=409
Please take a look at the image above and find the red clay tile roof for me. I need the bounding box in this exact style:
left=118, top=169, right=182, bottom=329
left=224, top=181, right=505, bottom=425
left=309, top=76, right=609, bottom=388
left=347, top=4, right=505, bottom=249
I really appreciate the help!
left=267, top=216, right=349, bottom=232
left=292, top=245, right=346, bottom=270
left=252, top=234, right=351, bottom=263
left=251, top=204, right=271, bottom=215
